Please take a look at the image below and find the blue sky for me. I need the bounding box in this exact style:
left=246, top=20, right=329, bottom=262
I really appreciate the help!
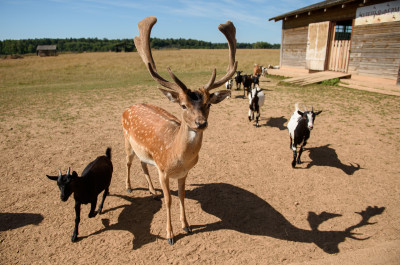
left=0, top=0, right=320, bottom=44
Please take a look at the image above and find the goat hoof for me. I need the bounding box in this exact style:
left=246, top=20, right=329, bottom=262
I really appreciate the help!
left=89, top=212, right=97, bottom=218
left=291, top=161, right=296, bottom=168
left=183, top=227, right=192, bottom=234
left=167, top=238, right=174, bottom=245
left=127, top=188, right=133, bottom=193
left=71, top=235, right=78, bottom=242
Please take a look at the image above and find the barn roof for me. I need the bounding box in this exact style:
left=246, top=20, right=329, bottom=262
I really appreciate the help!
left=36, top=45, right=57, bottom=51
left=269, top=0, right=359, bottom=21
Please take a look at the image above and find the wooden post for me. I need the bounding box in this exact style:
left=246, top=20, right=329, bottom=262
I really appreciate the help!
left=397, top=63, right=400, bottom=86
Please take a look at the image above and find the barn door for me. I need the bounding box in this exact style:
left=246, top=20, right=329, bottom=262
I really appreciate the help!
left=306, top=21, right=331, bottom=71
left=328, top=20, right=352, bottom=72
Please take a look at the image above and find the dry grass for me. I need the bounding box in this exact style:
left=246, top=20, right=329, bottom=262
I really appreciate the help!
left=1, top=50, right=400, bottom=264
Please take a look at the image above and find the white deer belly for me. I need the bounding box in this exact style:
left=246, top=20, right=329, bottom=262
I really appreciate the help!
left=129, top=136, right=156, bottom=166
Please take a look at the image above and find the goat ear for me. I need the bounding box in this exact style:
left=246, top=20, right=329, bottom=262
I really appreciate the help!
left=159, top=88, right=180, bottom=103
left=46, top=175, right=58, bottom=181
left=71, top=171, right=78, bottom=179
left=210, top=90, right=230, bottom=104
left=297, top=111, right=304, bottom=116
left=314, top=110, right=322, bottom=116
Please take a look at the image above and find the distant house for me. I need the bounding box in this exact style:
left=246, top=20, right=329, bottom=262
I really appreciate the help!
left=36, top=45, right=57, bottom=56
left=269, top=0, right=400, bottom=81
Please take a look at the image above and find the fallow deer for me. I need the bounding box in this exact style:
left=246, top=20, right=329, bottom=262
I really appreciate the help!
left=122, top=16, right=238, bottom=245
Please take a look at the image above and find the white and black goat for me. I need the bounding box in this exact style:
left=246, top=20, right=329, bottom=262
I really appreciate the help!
left=248, top=86, right=265, bottom=127
left=287, top=104, right=322, bottom=168
left=46, top=147, right=113, bottom=242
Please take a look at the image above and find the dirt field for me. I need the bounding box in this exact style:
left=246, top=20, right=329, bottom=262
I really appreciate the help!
left=1, top=52, right=400, bottom=264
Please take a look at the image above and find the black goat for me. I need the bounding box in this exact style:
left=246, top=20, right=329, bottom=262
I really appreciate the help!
left=47, top=147, right=113, bottom=242
left=287, top=104, right=322, bottom=168
left=242, top=74, right=253, bottom=97
left=252, top=74, right=260, bottom=89
left=234, top=71, right=243, bottom=90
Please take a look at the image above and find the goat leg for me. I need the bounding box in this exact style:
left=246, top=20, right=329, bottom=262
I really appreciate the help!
left=255, top=112, right=260, bottom=127
left=297, top=146, right=304, bottom=164
left=97, top=188, right=109, bottom=215
left=292, top=150, right=297, bottom=168
left=72, top=201, right=81, bottom=242
left=88, top=199, right=98, bottom=218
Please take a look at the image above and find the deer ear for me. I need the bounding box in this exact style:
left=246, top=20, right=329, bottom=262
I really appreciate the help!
left=210, top=90, right=231, bottom=104
left=159, top=88, right=180, bottom=103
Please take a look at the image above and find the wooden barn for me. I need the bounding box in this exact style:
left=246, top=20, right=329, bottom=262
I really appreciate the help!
left=36, top=45, right=57, bottom=56
left=269, top=0, right=400, bottom=82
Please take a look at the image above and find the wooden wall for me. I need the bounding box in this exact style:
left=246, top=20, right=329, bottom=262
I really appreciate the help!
left=281, top=26, right=308, bottom=68
left=348, top=21, right=400, bottom=80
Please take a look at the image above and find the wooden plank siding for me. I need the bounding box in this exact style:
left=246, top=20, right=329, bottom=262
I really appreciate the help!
left=281, top=26, right=308, bottom=68
left=348, top=21, right=400, bottom=79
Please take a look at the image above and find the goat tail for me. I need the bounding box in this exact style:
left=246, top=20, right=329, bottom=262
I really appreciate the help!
left=105, top=147, right=112, bottom=160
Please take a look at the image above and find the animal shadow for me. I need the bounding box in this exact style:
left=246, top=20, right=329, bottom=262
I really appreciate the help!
left=88, top=191, right=162, bottom=249
left=0, top=212, right=44, bottom=232
left=264, top=116, right=288, bottom=130
left=184, top=183, right=384, bottom=254
left=306, top=144, right=361, bottom=175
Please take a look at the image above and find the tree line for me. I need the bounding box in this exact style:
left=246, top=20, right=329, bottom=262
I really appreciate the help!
left=0, top=38, right=280, bottom=55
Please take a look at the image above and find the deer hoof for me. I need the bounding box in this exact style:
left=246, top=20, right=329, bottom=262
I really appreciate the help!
left=127, top=188, right=132, bottom=193
left=184, top=227, right=192, bottom=234
left=167, top=238, right=174, bottom=245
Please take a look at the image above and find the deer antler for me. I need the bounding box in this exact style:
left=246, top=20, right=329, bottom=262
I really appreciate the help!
left=203, top=21, right=238, bottom=91
left=345, top=206, right=385, bottom=240
left=134, top=16, right=187, bottom=92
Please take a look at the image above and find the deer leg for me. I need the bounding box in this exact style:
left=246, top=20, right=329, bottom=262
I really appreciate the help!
left=159, top=172, right=174, bottom=245
left=141, top=162, right=157, bottom=196
left=125, top=137, right=135, bottom=193
left=178, top=176, right=191, bottom=234
left=72, top=201, right=81, bottom=242
left=97, top=188, right=109, bottom=214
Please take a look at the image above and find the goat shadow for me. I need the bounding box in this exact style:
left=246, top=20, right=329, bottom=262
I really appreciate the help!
left=179, top=183, right=384, bottom=254
left=263, top=116, right=288, bottom=130
left=305, top=144, right=361, bottom=175
left=0, top=212, right=44, bottom=232
left=87, top=190, right=162, bottom=249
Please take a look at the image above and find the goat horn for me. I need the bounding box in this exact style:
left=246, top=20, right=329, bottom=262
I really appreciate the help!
left=302, top=105, right=308, bottom=112
left=58, top=169, right=62, bottom=177
left=67, top=167, right=70, bottom=175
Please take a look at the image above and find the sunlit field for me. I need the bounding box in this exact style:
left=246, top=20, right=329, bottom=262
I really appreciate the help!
left=1, top=49, right=399, bottom=264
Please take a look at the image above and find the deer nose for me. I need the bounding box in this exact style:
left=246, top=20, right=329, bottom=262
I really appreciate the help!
left=195, top=118, right=208, bottom=129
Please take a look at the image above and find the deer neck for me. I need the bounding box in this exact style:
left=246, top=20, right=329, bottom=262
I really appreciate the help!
left=172, top=118, right=203, bottom=160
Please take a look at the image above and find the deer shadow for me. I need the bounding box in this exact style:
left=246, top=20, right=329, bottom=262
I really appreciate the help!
left=0, top=212, right=44, bottom=232
left=181, top=183, right=384, bottom=254
left=264, top=116, right=288, bottom=130
left=305, top=144, right=361, bottom=175
left=87, top=190, right=162, bottom=249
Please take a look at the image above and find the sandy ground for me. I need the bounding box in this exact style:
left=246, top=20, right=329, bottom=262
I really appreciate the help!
left=1, top=78, right=400, bottom=264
